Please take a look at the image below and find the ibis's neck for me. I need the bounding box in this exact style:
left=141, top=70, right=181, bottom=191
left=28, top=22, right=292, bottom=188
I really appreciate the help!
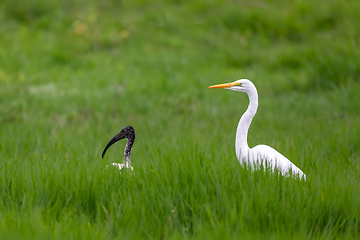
left=235, top=88, right=258, bottom=159
left=123, top=138, right=134, bottom=164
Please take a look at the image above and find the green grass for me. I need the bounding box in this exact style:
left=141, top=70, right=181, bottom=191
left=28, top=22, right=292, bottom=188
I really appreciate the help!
left=1, top=0, right=360, bottom=239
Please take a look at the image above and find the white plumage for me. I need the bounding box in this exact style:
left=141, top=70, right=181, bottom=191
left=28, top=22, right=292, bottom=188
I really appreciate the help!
left=209, top=79, right=306, bottom=179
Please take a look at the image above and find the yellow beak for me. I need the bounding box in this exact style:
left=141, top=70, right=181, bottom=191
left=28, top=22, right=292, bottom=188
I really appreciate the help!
left=208, top=82, right=237, bottom=89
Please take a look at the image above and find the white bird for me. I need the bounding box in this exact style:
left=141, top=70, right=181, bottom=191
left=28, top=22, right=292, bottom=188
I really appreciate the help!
left=102, top=126, right=135, bottom=172
left=209, top=79, right=306, bottom=179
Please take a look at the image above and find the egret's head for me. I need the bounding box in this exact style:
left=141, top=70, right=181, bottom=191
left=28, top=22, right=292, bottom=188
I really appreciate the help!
left=208, top=79, right=253, bottom=93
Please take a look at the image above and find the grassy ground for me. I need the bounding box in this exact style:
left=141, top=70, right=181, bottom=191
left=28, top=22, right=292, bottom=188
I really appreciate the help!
left=1, top=0, right=360, bottom=239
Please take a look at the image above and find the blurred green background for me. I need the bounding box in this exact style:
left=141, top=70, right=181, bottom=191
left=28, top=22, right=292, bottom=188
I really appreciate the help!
left=1, top=0, right=360, bottom=239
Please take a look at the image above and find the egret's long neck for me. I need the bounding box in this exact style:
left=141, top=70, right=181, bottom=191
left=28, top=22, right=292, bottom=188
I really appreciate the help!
left=235, top=87, right=258, bottom=159
left=123, top=138, right=134, bottom=165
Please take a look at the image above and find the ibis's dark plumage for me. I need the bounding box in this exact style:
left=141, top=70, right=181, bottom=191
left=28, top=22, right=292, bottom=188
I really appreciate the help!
left=102, top=126, right=135, bottom=169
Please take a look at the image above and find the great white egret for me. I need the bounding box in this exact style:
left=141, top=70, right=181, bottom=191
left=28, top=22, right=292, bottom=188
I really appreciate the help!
left=102, top=126, right=135, bottom=171
left=209, top=79, right=306, bottom=179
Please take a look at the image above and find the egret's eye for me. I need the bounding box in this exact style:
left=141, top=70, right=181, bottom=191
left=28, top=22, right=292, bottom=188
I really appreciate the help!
left=235, top=82, right=243, bottom=86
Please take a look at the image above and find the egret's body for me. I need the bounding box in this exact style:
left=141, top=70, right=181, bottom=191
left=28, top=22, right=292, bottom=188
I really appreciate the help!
left=209, top=79, right=306, bottom=179
left=102, top=126, right=135, bottom=172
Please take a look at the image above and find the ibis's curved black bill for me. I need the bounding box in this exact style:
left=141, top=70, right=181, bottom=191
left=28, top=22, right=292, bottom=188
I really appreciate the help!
left=102, top=135, right=123, bottom=158
left=101, top=126, right=135, bottom=159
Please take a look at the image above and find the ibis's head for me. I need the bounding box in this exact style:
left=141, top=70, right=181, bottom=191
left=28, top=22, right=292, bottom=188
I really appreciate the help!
left=101, top=126, right=135, bottom=158
left=116, top=126, right=135, bottom=140
left=208, top=79, right=254, bottom=93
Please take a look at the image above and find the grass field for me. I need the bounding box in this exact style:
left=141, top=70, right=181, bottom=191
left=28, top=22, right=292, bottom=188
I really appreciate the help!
left=1, top=0, right=360, bottom=239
